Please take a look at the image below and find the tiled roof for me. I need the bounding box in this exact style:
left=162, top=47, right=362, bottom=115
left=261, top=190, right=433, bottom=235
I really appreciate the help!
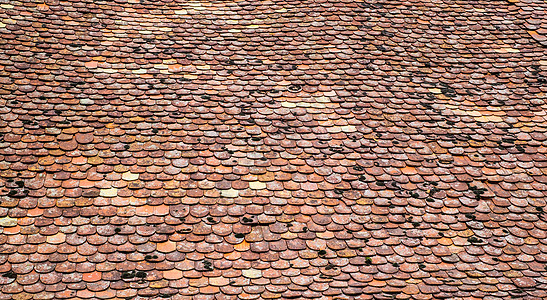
left=1, top=0, right=547, bottom=299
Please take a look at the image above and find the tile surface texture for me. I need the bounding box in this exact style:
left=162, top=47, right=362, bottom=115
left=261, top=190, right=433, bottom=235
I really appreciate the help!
left=0, top=0, right=547, bottom=299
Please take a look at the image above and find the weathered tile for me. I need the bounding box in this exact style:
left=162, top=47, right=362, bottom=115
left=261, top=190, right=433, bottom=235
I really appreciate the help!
left=0, top=0, right=546, bottom=298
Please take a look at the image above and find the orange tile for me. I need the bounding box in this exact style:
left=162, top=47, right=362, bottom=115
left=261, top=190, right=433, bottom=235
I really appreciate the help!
left=82, top=271, right=101, bottom=282
left=157, top=241, right=177, bottom=253
left=163, top=269, right=183, bottom=280
left=85, top=61, right=98, bottom=68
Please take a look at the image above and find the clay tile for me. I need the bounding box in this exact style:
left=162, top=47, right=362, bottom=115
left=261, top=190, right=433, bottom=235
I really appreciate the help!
left=3, top=0, right=547, bottom=298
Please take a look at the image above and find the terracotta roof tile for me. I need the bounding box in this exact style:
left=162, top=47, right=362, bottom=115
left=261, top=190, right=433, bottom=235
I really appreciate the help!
left=1, top=0, right=547, bottom=298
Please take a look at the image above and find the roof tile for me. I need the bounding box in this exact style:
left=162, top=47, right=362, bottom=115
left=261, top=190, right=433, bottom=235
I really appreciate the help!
left=1, top=0, right=546, bottom=298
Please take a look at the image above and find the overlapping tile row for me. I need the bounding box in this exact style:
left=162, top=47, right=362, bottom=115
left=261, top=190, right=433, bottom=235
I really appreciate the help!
left=1, top=0, right=546, bottom=299
left=508, top=0, right=547, bottom=46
